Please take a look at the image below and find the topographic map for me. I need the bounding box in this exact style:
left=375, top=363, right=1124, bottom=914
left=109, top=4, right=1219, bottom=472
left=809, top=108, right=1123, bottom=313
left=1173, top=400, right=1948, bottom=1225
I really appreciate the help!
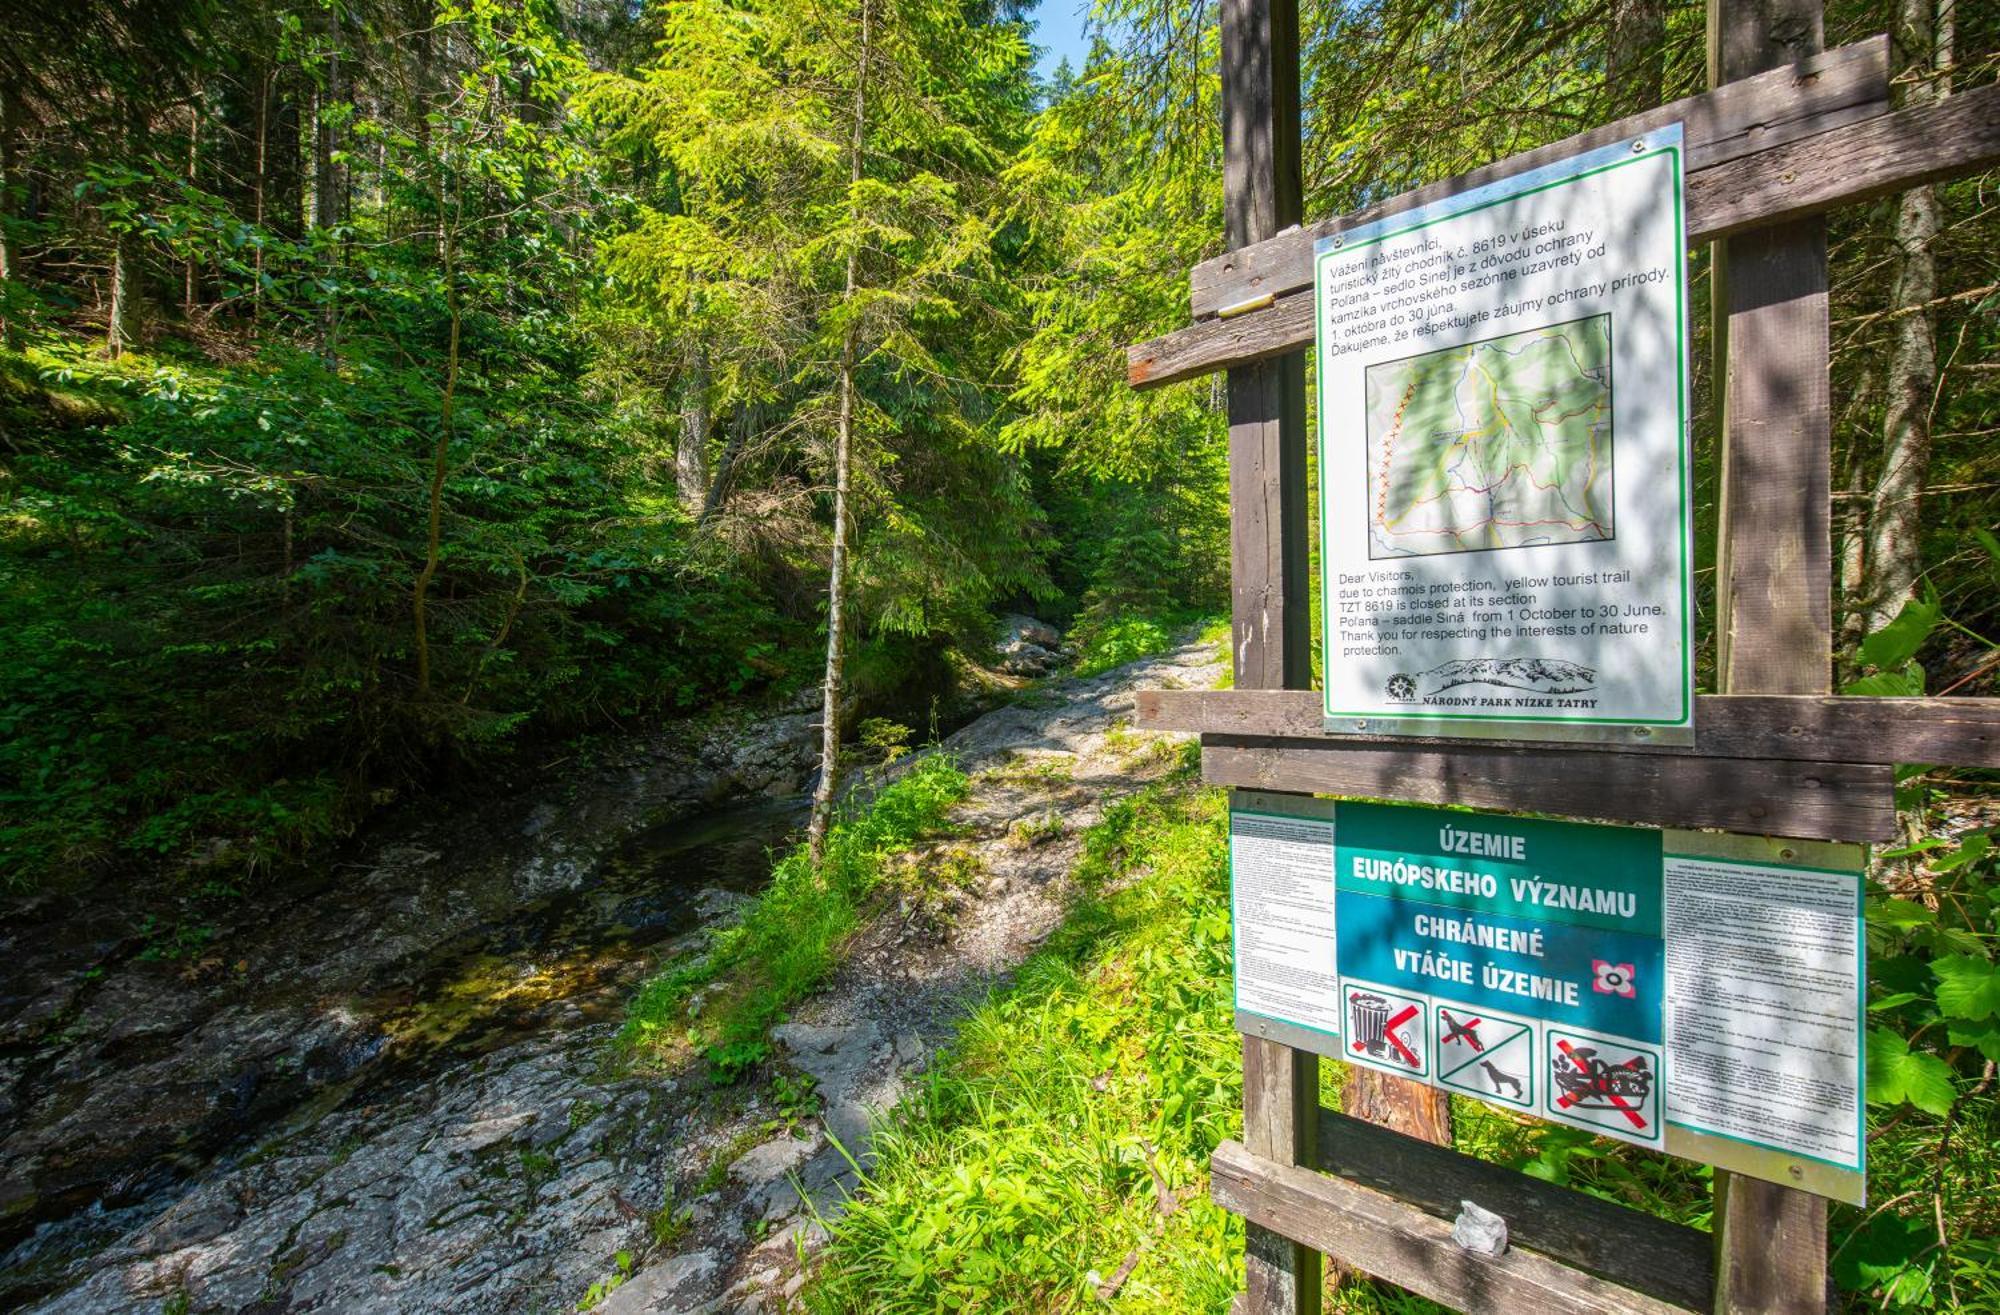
left=1365, top=314, right=1613, bottom=560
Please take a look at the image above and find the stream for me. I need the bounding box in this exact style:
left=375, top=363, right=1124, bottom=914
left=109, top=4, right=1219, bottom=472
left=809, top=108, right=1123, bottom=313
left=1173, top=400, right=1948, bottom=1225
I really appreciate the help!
left=0, top=778, right=805, bottom=1312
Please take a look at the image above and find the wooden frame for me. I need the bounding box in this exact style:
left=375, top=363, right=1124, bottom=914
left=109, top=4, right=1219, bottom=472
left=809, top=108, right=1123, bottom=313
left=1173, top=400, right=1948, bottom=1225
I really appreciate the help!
left=1133, top=1, right=2000, bottom=1312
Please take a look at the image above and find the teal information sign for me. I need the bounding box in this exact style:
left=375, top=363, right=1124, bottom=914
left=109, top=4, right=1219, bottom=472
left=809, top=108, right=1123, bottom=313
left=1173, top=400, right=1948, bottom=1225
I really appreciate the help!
left=1333, top=801, right=1666, bottom=1146
left=1227, top=791, right=1868, bottom=1201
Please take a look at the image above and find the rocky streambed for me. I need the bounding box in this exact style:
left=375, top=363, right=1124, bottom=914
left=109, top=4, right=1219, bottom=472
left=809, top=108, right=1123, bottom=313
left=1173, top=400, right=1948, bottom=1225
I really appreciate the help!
left=0, top=635, right=1223, bottom=1314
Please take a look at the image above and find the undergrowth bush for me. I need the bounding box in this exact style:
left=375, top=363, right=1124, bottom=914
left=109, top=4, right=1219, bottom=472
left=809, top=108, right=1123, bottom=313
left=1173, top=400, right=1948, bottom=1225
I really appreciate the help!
left=619, top=754, right=968, bottom=1081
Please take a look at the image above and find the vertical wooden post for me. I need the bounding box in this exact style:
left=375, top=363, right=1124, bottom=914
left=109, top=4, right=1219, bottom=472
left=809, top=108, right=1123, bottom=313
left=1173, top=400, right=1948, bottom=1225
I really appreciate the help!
left=1223, top=0, right=1310, bottom=693
left=1221, top=2, right=1318, bottom=1312
left=1708, top=2, right=1833, bottom=1311
left=1709, top=0, right=1833, bottom=695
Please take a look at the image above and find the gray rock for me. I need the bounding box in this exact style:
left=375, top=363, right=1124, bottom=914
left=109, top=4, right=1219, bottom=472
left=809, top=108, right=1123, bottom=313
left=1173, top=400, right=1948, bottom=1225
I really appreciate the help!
left=597, top=1248, right=719, bottom=1315
left=727, top=1133, right=819, bottom=1186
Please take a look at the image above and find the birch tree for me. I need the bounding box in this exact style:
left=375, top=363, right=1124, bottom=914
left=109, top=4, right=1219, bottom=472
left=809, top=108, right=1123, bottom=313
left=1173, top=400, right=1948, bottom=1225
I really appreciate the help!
left=1863, top=0, right=1954, bottom=634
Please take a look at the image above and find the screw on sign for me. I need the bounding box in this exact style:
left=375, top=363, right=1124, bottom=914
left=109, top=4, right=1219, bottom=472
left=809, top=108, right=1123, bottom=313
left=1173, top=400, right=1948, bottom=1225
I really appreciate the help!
left=1348, top=991, right=1421, bottom=1069
left=1552, top=1037, right=1653, bottom=1131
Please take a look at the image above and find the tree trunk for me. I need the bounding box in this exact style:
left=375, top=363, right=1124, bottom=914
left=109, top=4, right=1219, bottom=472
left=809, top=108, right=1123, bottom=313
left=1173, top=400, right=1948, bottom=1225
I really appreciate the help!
left=412, top=191, right=460, bottom=701
left=808, top=0, right=873, bottom=866
left=1863, top=0, right=1951, bottom=635
left=0, top=85, right=18, bottom=345
left=678, top=334, right=711, bottom=513
left=185, top=97, right=200, bottom=319
left=697, top=404, right=752, bottom=528
left=1837, top=425, right=1870, bottom=661
left=1343, top=1065, right=1454, bottom=1143
left=1606, top=0, right=1666, bottom=117
left=253, top=63, right=269, bottom=319
left=269, top=72, right=303, bottom=240
left=314, top=28, right=341, bottom=232
left=107, top=101, right=139, bottom=359
left=314, top=8, right=343, bottom=360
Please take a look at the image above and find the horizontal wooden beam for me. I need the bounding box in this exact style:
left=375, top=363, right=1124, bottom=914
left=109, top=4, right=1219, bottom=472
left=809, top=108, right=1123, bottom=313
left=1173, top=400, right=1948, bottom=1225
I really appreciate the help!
left=1691, top=74, right=2000, bottom=241
left=1189, top=36, right=1888, bottom=319
left=1308, top=1109, right=1714, bottom=1312
left=1129, top=79, right=2000, bottom=391
left=1200, top=736, right=1894, bottom=840
left=1136, top=688, right=2000, bottom=767
left=1211, top=1139, right=1700, bottom=1315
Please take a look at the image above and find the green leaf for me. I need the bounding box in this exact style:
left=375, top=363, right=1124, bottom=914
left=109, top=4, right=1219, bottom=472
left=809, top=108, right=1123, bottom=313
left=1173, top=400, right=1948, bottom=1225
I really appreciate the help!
left=1869, top=898, right=1937, bottom=929
left=1866, top=1027, right=1958, bottom=1115
left=1837, top=1212, right=1934, bottom=1300
left=1946, top=1016, right=2000, bottom=1063
left=1859, top=594, right=1943, bottom=671
left=1868, top=992, right=1923, bottom=1012
left=1843, top=666, right=1924, bottom=697
left=1933, top=955, right=2000, bottom=1022
left=1974, top=527, right=2000, bottom=579
left=1933, top=832, right=1991, bottom=873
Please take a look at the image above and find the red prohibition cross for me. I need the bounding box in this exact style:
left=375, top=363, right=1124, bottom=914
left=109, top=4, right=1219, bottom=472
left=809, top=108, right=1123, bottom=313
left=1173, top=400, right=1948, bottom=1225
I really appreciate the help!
left=1554, top=1036, right=1649, bottom=1130
left=1440, top=1009, right=1484, bottom=1051
left=1382, top=1004, right=1421, bottom=1067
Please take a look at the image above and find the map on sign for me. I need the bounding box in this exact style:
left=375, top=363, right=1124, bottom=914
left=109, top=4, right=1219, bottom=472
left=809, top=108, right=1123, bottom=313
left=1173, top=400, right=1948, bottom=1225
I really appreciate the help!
left=1364, top=314, right=1614, bottom=560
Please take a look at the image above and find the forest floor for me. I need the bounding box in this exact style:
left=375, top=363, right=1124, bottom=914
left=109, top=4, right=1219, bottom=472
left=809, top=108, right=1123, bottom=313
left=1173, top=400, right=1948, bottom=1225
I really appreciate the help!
left=0, top=632, right=1225, bottom=1314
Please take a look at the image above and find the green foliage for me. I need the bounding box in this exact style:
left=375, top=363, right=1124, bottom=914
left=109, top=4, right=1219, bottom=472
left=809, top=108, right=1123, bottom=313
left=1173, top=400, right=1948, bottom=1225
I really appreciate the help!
left=618, top=755, right=968, bottom=1080
left=1866, top=1027, right=1961, bottom=1118
left=1844, top=595, right=1946, bottom=697
left=858, top=718, right=914, bottom=765
left=0, top=7, right=821, bottom=886
left=577, top=1249, right=636, bottom=1311
left=1071, top=614, right=1172, bottom=678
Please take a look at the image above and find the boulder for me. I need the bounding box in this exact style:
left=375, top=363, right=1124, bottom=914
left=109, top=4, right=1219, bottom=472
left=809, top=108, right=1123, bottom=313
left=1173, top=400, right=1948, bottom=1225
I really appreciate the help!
left=993, top=614, right=1065, bottom=676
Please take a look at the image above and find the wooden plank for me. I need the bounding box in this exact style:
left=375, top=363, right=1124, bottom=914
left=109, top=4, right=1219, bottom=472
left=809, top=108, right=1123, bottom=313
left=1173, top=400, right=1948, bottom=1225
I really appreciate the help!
left=1219, top=0, right=1311, bottom=697
left=1709, top=0, right=1835, bottom=1307
left=1309, top=1109, right=1714, bottom=1313
left=1128, top=81, right=2000, bottom=392
left=1221, top=2, right=1318, bottom=1312
left=1710, top=155, right=1834, bottom=693
left=1228, top=352, right=1312, bottom=691
left=1132, top=289, right=1314, bottom=390
left=1190, top=36, right=1888, bottom=319
left=1689, top=81, right=2000, bottom=243
left=1211, top=1139, right=1700, bottom=1315
left=1242, top=1035, right=1320, bottom=1315
left=1133, top=688, right=2000, bottom=767
left=1200, top=736, right=1895, bottom=841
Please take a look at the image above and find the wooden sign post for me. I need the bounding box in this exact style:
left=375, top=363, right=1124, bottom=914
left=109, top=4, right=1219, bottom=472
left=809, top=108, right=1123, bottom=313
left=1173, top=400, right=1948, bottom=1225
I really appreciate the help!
left=1127, top=1, right=2000, bottom=1311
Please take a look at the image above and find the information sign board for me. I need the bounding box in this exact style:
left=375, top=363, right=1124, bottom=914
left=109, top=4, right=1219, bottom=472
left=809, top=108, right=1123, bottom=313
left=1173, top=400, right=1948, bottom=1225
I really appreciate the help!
left=1313, top=129, right=1693, bottom=744
left=1228, top=790, right=1866, bottom=1203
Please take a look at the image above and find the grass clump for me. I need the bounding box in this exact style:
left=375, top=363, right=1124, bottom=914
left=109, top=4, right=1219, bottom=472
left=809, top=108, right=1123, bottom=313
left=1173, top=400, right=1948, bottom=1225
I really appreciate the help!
left=802, top=781, right=1247, bottom=1312
left=618, top=755, right=968, bottom=1081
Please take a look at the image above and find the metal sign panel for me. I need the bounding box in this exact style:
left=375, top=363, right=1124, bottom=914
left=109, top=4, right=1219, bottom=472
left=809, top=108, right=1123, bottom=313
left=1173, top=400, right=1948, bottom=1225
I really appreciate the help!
left=1312, top=130, right=1694, bottom=745
left=1228, top=791, right=1866, bottom=1203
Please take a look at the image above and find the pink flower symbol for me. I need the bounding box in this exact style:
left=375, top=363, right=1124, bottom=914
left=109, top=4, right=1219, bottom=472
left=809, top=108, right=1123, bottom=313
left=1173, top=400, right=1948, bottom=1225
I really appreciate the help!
left=1592, top=960, right=1637, bottom=997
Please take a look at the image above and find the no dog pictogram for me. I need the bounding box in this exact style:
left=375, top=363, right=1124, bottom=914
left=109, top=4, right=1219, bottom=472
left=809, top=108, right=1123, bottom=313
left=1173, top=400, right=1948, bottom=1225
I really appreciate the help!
left=1436, top=1006, right=1533, bottom=1109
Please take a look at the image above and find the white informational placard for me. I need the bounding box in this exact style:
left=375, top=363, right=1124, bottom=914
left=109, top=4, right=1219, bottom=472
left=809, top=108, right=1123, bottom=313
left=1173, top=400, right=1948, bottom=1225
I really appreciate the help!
left=1230, top=806, right=1341, bottom=1042
left=1664, top=853, right=1865, bottom=1174
left=1314, top=128, right=1693, bottom=744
